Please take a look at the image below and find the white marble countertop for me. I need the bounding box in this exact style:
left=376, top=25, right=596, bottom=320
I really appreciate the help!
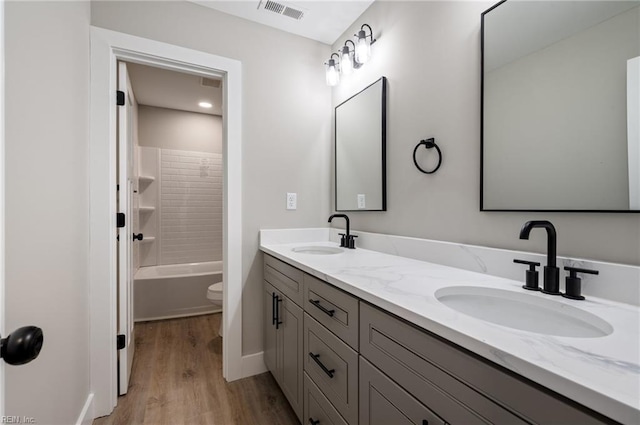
left=260, top=238, right=640, bottom=424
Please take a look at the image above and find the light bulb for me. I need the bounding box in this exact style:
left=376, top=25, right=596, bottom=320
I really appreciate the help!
left=355, top=30, right=371, bottom=64
left=341, top=48, right=353, bottom=75
left=325, top=59, right=340, bottom=86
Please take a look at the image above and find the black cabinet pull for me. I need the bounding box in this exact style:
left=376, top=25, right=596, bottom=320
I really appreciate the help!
left=309, top=352, right=335, bottom=378
left=275, top=297, right=283, bottom=329
left=272, top=292, right=277, bottom=326
left=309, top=299, right=335, bottom=317
left=132, top=233, right=144, bottom=241
left=422, top=421, right=428, bottom=425
left=309, top=419, right=320, bottom=425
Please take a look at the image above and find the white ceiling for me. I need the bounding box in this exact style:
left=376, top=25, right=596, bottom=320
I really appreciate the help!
left=191, top=0, right=374, bottom=45
left=127, top=63, right=223, bottom=116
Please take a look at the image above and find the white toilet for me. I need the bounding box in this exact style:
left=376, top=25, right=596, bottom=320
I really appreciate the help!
left=207, top=282, right=223, bottom=337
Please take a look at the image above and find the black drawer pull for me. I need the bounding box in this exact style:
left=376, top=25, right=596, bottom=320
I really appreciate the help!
left=309, top=299, right=335, bottom=317
left=309, top=419, right=320, bottom=425
left=309, top=352, right=335, bottom=378
left=422, top=421, right=428, bottom=425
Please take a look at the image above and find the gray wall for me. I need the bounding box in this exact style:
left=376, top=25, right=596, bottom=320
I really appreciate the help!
left=5, top=1, right=91, bottom=423
left=91, top=1, right=332, bottom=355
left=331, top=1, right=640, bottom=266
left=138, top=105, right=222, bottom=154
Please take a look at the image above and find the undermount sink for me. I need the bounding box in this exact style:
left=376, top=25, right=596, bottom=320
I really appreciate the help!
left=435, top=286, right=613, bottom=338
left=291, top=246, right=344, bottom=255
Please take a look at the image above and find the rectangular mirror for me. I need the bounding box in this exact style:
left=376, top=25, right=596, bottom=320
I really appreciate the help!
left=335, top=77, right=387, bottom=211
left=481, top=0, right=640, bottom=212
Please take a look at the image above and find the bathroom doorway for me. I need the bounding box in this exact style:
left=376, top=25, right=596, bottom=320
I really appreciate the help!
left=90, top=28, right=243, bottom=418
left=116, top=61, right=226, bottom=395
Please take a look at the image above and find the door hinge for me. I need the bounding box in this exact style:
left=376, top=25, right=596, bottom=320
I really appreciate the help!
left=117, top=213, right=126, bottom=228
left=116, top=90, right=125, bottom=106
left=117, top=334, right=126, bottom=350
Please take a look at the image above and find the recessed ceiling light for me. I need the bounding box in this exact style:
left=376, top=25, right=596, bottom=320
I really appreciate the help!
left=199, top=101, right=213, bottom=108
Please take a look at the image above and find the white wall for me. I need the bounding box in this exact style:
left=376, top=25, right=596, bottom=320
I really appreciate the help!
left=330, top=1, right=640, bottom=267
left=91, top=1, right=332, bottom=355
left=5, top=1, right=91, bottom=423
left=138, top=105, right=222, bottom=154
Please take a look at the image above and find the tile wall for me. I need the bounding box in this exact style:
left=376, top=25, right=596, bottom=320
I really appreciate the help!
left=159, top=148, right=222, bottom=264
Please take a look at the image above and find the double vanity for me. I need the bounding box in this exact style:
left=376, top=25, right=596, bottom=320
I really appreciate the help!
left=260, top=228, right=639, bottom=425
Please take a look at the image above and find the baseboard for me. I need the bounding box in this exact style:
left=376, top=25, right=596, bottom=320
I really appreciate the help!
left=75, top=393, right=94, bottom=425
left=241, top=351, right=267, bottom=378
left=134, top=308, right=221, bottom=323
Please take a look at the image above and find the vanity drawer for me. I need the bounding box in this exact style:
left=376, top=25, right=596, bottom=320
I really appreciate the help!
left=304, top=274, right=359, bottom=350
left=304, top=373, right=349, bottom=425
left=360, top=302, right=612, bottom=425
left=264, top=254, right=304, bottom=306
left=360, top=356, right=446, bottom=425
left=304, top=313, right=358, bottom=425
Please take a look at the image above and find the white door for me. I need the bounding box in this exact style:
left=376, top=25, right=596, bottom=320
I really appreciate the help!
left=117, top=61, right=135, bottom=395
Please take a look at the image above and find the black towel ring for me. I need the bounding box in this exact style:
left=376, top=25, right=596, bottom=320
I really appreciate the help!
left=413, top=138, right=442, bottom=174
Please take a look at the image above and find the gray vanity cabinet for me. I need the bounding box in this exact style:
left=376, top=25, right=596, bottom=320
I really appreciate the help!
left=264, top=256, right=304, bottom=422
left=263, top=254, right=615, bottom=425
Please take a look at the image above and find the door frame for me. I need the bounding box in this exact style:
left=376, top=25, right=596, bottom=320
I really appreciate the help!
left=89, top=27, right=243, bottom=417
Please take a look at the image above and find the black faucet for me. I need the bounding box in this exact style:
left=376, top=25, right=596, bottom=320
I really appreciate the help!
left=519, top=220, right=561, bottom=295
left=328, top=214, right=351, bottom=248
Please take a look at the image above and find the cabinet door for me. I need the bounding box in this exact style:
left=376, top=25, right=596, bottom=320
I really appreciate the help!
left=360, top=357, right=446, bottom=425
left=279, top=295, right=304, bottom=422
left=264, top=282, right=278, bottom=378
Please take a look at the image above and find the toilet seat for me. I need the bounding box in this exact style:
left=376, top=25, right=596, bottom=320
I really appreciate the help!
left=207, top=282, right=223, bottom=301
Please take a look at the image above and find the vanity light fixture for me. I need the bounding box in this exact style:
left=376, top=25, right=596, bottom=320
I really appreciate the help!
left=340, top=40, right=356, bottom=75
left=325, top=52, right=340, bottom=87
left=355, top=24, right=375, bottom=64
left=198, top=101, right=213, bottom=108
left=325, top=24, right=377, bottom=86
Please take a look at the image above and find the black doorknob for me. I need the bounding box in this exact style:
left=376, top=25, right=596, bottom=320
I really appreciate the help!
left=1, top=326, right=44, bottom=365
left=133, top=233, right=144, bottom=241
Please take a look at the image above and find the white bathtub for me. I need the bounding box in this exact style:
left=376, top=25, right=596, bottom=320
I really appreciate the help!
left=134, top=261, right=222, bottom=322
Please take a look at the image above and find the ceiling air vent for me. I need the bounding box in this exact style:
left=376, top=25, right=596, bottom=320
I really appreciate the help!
left=258, top=0, right=306, bottom=21
left=200, top=77, right=221, bottom=89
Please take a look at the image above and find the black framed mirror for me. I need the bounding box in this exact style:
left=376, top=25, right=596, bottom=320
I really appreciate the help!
left=335, top=77, right=387, bottom=211
left=481, top=0, right=640, bottom=212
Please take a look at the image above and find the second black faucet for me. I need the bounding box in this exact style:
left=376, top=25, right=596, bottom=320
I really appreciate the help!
left=519, top=220, right=560, bottom=295
left=328, top=214, right=357, bottom=249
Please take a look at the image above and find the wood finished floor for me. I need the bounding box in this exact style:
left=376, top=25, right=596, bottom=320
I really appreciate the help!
left=93, top=314, right=299, bottom=425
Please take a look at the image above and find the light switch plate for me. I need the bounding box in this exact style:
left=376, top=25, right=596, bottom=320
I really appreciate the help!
left=357, top=194, right=366, bottom=209
left=286, top=192, right=297, bottom=210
